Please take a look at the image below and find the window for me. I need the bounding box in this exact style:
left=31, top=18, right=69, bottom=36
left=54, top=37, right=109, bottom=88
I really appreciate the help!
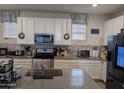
left=4, top=22, right=17, bottom=38
left=71, top=13, right=88, bottom=40
left=72, top=24, right=86, bottom=40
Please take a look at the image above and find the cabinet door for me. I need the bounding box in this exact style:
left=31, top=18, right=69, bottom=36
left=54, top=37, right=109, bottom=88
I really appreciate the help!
left=17, top=17, right=27, bottom=44
left=113, top=16, right=124, bottom=35
left=54, top=19, right=63, bottom=45
left=104, top=21, right=109, bottom=45
left=62, top=19, right=72, bottom=45
left=78, top=64, right=89, bottom=74
left=78, top=60, right=102, bottom=79
left=17, top=17, right=34, bottom=44
left=35, top=18, right=54, bottom=34
left=22, top=17, right=34, bottom=44
left=35, top=18, right=45, bottom=33
left=45, top=18, right=54, bottom=34
left=88, top=64, right=102, bottom=79
left=104, top=16, right=124, bottom=45
left=78, top=64, right=101, bottom=79
left=108, top=19, right=114, bottom=35
left=104, top=19, right=113, bottom=45
left=54, top=59, right=78, bottom=69
left=27, top=17, right=35, bottom=44
left=101, top=61, right=107, bottom=82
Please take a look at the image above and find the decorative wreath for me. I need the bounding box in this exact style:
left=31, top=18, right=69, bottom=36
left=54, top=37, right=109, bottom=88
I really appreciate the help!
left=64, top=33, right=70, bottom=40
left=18, top=32, right=25, bottom=39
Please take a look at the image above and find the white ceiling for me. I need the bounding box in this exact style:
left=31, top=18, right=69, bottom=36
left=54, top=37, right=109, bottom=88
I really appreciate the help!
left=0, top=4, right=124, bottom=14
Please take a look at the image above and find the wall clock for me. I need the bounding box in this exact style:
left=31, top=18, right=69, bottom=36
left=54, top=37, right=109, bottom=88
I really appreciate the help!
left=18, top=32, right=25, bottom=39
left=64, top=33, right=70, bottom=40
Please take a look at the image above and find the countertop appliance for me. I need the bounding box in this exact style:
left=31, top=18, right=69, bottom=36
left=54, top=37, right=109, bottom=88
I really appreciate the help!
left=16, top=49, right=25, bottom=56
left=0, top=48, right=8, bottom=56
left=106, top=33, right=124, bottom=89
left=24, top=46, right=32, bottom=56
left=54, top=47, right=58, bottom=56
left=77, top=50, right=90, bottom=58
left=34, top=34, right=54, bottom=44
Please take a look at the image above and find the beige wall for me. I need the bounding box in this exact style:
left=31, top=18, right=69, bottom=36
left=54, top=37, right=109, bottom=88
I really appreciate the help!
left=0, top=23, right=17, bottom=44
left=0, top=11, right=108, bottom=45
left=72, top=14, right=107, bottom=45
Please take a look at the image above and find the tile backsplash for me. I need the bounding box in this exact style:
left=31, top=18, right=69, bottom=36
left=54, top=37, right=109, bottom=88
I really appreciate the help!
left=54, top=45, right=107, bottom=58
left=0, top=44, right=34, bottom=56
left=0, top=44, right=107, bottom=58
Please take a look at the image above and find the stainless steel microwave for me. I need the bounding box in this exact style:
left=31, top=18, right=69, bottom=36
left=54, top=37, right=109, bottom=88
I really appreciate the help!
left=34, top=34, right=54, bottom=44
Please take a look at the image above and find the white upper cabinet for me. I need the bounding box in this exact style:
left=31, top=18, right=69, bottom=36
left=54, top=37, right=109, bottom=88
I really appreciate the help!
left=54, top=18, right=72, bottom=45
left=17, top=17, right=26, bottom=44
left=104, top=20, right=113, bottom=45
left=34, top=18, right=45, bottom=34
left=104, top=15, right=124, bottom=45
left=26, top=18, right=35, bottom=44
left=17, top=17, right=34, bottom=44
left=113, top=16, right=124, bottom=35
left=62, top=19, right=72, bottom=45
left=54, top=19, right=63, bottom=45
left=35, top=18, right=54, bottom=34
left=45, top=18, right=55, bottom=34
left=17, top=17, right=72, bottom=45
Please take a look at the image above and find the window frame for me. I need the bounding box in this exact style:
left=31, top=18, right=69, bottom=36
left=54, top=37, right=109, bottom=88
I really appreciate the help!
left=3, top=22, right=17, bottom=39
left=72, top=23, right=87, bottom=40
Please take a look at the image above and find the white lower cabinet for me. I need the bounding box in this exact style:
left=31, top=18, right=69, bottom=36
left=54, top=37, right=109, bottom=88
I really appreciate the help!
left=54, top=59, right=78, bottom=69
left=54, top=59, right=103, bottom=80
left=101, top=61, right=107, bottom=83
left=14, top=59, right=32, bottom=69
left=78, top=60, right=102, bottom=79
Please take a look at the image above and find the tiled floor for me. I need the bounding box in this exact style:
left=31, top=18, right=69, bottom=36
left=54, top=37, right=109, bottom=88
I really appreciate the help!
left=0, top=68, right=106, bottom=89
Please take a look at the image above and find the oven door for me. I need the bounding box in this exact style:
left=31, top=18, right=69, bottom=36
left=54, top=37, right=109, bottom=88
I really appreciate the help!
left=34, top=53, right=54, bottom=59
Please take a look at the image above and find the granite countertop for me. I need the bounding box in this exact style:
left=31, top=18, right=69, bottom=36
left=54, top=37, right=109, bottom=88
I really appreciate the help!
left=16, top=68, right=100, bottom=89
left=0, top=56, right=32, bottom=59
left=54, top=56, right=102, bottom=60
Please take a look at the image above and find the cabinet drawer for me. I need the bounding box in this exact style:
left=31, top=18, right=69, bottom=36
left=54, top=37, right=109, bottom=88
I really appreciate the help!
left=78, top=60, right=101, bottom=64
left=54, top=61, right=78, bottom=69
left=55, top=65, right=77, bottom=69
left=54, top=59, right=77, bottom=63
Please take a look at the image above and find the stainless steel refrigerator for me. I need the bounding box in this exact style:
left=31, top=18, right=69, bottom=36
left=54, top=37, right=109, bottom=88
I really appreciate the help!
left=106, top=33, right=124, bottom=89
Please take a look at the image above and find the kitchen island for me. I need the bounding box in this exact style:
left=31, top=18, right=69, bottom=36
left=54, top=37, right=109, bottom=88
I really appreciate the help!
left=16, top=68, right=100, bottom=89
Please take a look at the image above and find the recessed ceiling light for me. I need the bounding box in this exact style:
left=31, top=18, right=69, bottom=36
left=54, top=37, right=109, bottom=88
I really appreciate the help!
left=92, top=4, right=98, bottom=7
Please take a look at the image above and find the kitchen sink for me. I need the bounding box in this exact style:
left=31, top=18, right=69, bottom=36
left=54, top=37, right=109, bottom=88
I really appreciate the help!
left=32, top=69, right=63, bottom=79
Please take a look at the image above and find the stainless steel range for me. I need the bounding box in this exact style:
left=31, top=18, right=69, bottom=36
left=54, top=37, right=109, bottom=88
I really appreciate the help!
left=32, top=34, right=54, bottom=72
left=33, top=44, right=54, bottom=59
